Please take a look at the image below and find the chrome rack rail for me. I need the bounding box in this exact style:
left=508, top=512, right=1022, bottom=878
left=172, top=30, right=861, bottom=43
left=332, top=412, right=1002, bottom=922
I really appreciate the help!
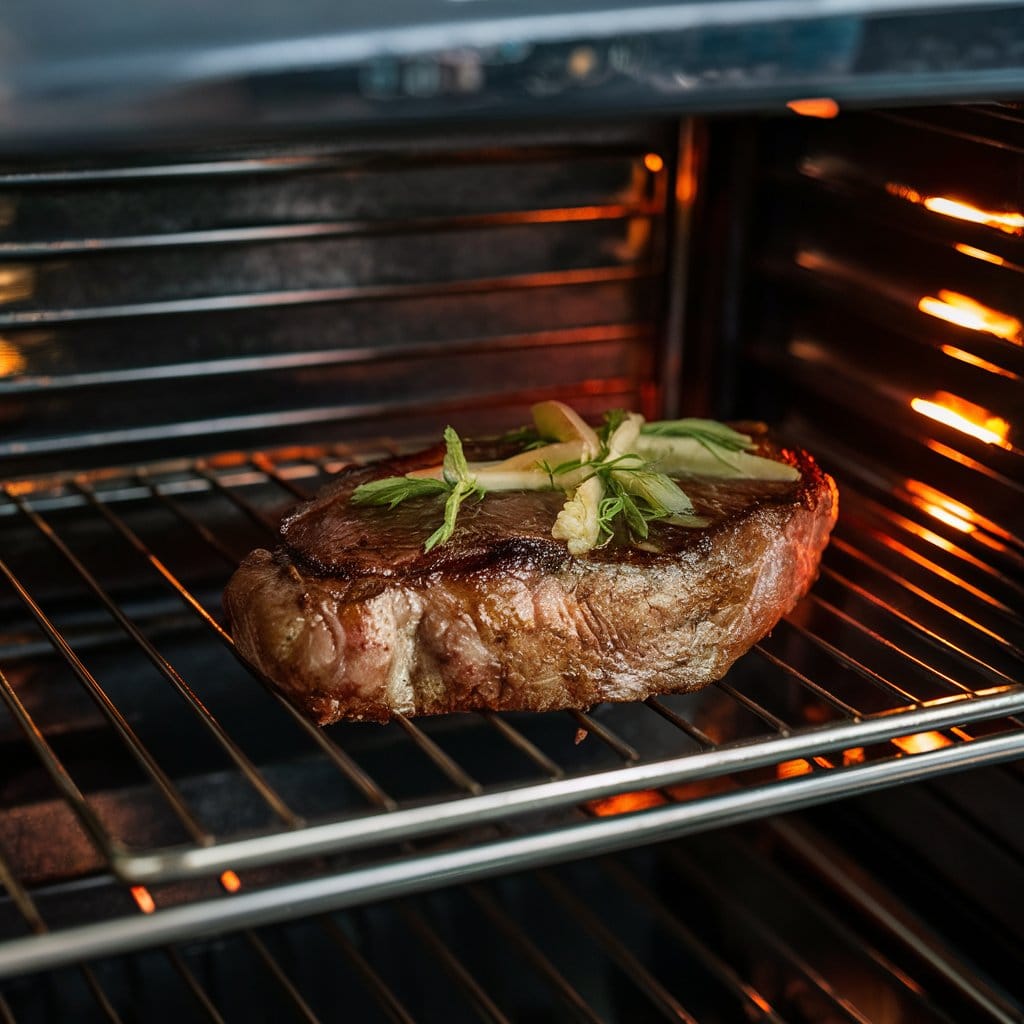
left=3, top=814, right=1020, bottom=1023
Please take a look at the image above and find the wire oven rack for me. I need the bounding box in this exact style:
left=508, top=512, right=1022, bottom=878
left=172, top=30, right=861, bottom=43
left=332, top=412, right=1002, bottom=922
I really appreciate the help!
left=6, top=806, right=1021, bottom=1024
left=1, top=441, right=1023, bottom=975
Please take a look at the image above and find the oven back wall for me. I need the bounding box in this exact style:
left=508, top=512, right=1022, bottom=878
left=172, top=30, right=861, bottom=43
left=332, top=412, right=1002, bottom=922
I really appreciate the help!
left=0, top=123, right=677, bottom=477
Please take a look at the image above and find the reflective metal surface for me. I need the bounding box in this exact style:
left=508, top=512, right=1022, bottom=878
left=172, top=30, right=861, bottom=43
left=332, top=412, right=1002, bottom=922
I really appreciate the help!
left=5, top=2, right=1024, bottom=145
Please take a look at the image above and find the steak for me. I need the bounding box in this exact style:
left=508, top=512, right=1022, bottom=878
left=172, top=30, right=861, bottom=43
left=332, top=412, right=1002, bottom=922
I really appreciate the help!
left=224, top=429, right=837, bottom=724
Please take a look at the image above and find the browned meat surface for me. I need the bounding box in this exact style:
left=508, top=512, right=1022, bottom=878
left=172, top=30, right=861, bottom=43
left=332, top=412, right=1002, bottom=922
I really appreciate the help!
left=224, top=432, right=838, bottom=723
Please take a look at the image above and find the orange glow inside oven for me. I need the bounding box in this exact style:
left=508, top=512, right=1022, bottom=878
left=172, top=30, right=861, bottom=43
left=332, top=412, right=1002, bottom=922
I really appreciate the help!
left=777, top=758, right=813, bottom=778
left=220, top=870, right=242, bottom=893
left=917, top=290, right=1022, bottom=344
left=892, top=731, right=954, bottom=754
left=940, top=343, right=1019, bottom=381
left=955, top=243, right=1008, bottom=266
left=0, top=339, right=25, bottom=377
left=786, top=97, right=839, bottom=119
left=904, top=480, right=978, bottom=529
left=888, top=186, right=1024, bottom=234
left=588, top=790, right=667, bottom=816
left=643, top=152, right=664, bottom=173
left=922, top=196, right=1024, bottom=234
left=910, top=393, right=1011, bottom=447
left=131, top=886, right=156, bottom=914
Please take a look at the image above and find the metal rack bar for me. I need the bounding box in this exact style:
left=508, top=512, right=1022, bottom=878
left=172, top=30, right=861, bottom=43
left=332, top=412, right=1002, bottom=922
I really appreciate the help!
left=81, top=967, right=125, bottom=1024
left=105, top=686, right=1024, bottom=882
left=536, top=870, right=699, bottom=1024
left=819, top=567, right=1017, bottom=687
left=7, top=725, right=1024, bottom=979
left=466, top=885, right=606, bottom=1024
left=5, top=487, right=300, bottom=830
left=807, top=590, right=975, bottom=694
left=0, top=849, right=45, bottom=938
left=399, top=904, right=511, bottom=1024
left=847, top=492, right=1024, bottom=599
left=245, top=931, right=323, bottom=1024
left=831, top=537, right=1024, bottom=659
left=713, top=678, right=791, bottom=733
left=598, top=858, right=786, bottom=1022
left=318, top=918, right=418, bottom=1024
left=0, top=993, right=14, bottom=1024
left=643, top=697, right=714, bottom=748
left=164, top=948, right=228, bottom=1024
left=72, top=477, right=398, bottom=814
left=0, top=664, right=121, bottom=863
left=0, top=556, right=210, bottom=846
left=194, top=464, right=280, bottom=533
left=770, top=819, right=1023, bottom=1024
left=754, top=642, right=862, bottom=717
left=848, top=520, right=1022, bottom=624
left=250, top=455, right=314, bottom=500
left=140, top=476, right=242, bottom=565
left=782, top=616, right=923, bottom=705
left=0, top=265, right=654, bottom=332
left=392, top=715, right=483, bottom=796
left=568, top=710, right=639, bottom=764
left=477, top=712, right=564, bottom=778
left=664, top=849, right=871, bottom=1024
left=736, top=830, right=961, bottom=1024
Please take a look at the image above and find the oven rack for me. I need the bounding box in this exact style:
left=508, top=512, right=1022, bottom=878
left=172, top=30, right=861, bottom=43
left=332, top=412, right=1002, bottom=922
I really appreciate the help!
left=1, top=442, right=1023, bottom=974
left=4, top=813, right=1020, bottom=1024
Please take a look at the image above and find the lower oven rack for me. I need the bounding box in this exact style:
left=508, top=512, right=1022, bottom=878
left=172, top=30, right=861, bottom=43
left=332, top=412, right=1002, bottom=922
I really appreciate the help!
left=1, top=442, right=1022, bottom=975
left=4, top=804, right=1021, bottom=1024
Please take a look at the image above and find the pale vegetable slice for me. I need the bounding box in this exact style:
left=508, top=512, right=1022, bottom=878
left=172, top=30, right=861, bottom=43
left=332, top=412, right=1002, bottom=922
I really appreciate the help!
left=552, top=473, right=605, bottom=555
left=488, top=440, right=585, bottom=473
left=636, top=435, right=800, bottom=481
left=532, top=400, right=600, bottom=456
left=616, top=462, right=696, bottom=515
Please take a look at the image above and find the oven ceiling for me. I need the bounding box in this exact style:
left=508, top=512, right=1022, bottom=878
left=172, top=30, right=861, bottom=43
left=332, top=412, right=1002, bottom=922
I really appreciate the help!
left=4, top=1, right=1024, bottom=148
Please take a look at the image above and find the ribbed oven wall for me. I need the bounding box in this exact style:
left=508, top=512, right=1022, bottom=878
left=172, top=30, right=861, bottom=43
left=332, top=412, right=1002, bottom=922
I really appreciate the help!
left=0, top=123, right=675, bottom=477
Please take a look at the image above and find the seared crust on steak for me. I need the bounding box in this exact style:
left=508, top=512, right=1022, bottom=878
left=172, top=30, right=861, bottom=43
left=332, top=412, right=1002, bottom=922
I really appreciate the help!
left=224, top=428, right=837, bottom=723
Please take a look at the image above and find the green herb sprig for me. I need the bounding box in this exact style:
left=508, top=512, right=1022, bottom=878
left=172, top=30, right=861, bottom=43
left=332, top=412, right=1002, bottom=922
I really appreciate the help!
left=350, top=426, right=485, bottom=552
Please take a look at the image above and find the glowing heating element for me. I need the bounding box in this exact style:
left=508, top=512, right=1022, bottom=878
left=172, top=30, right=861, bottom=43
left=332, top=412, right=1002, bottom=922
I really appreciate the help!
left=643, top=152, right=664, bottom=173
left=588, top=790, right=666, bottom=816
left=910, top=393, right=1011, bottom=448
left=0, top=339, right=25, bottom=377
left=892, top=731, right=954, bottom=755
left=220, top=870, right=242, bottom=893
left=955, top=243, right=1007, bottom=267
left=940, top=343, right=1019, bottom=381
left=887, top=185, right=1024, bottom=235
left=777, top=758, right=813, bottom=778
left=923, top=504, right=975, bottom=533
left=923, top=196, right=1024, bottom=234
left=131, top=886, right=156, bottom=914
left=917, top=290, right=1022, bottom=345
left=905, top=480, right=979, bottom=535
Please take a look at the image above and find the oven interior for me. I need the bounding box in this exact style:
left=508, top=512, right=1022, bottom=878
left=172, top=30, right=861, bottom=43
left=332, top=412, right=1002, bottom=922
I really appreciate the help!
left=0, top=101, right=1022, bottom=1021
